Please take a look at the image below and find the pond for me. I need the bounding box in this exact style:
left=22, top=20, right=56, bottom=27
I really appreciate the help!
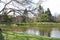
left=11, top=26, right=60, bottom=38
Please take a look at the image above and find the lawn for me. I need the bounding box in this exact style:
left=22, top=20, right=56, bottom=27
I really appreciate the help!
left=1, top=31, right=60, bottom=40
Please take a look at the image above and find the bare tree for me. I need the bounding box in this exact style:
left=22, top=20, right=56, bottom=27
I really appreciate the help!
left=0, top=0, right=46, bottom=17
left=0, top=0, right=40, bottom=17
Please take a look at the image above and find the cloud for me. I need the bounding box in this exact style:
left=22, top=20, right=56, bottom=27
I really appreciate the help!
left=42, top=0, right=60, bottom=16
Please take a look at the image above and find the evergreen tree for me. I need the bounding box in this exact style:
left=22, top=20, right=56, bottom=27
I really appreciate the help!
left=37, top=7, right=53, bottom=22
left=45, top=8, right=52, bottom=16
left=37, top=12, right=50, bottom=22
left=23, top=9, right=28, bottom=23
left=45, top=8, right=53, bottom=22
left=37, top=5, right=44, bottom=22
left=38, top=5, right=44, bottom=14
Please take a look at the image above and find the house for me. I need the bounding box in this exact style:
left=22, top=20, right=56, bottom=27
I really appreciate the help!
left=56, top=16, right=60, bottom=22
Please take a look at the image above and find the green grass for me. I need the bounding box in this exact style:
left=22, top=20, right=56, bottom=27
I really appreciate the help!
left=1, top=31, right=60, bottom=40
left=0, top=22, right=60, bottom=27
left=15, top=22, right=60, bottom=27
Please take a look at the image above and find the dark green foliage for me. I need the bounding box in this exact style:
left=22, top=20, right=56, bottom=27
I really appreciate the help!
left=0, top=29, right=4, bottom=40
left=45, top=8, right=52, bottom=16
left=37, top=7, right=54, bottom=22
left=0, top=12, right=12, bottom=24
left=45, top=8, right=53, bottom=22
left=16, top=23, right=27, bottom=26
left=38, top=13, right=50, bottom=22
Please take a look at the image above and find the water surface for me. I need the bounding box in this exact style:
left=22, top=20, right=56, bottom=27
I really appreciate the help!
left=11, top=26, right=60, bottom=38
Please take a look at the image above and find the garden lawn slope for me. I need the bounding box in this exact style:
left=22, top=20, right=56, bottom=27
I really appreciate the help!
left=2, top=31, right=60, bottom=40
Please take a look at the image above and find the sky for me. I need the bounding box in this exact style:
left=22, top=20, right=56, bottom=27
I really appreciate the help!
left=41, top=0, right=60, bottom=16
left=0, top=0, right=60, bottom=16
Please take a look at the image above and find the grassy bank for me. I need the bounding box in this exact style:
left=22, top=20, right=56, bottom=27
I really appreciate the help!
left=1, top=31, right=60, bottom=40
left=0, top=22, right=60, bottom=31
left=16, top=22, right=60, bottom=27
left=0, top=22, right=60, bottom=27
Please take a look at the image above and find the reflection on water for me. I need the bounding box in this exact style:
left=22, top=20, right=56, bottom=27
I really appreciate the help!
left=26, top=28, right=40, bottom=35
left=51, top=28, right=60, bottom=38
left=12, top=27, right=60, bottom=38
left=25, top=27, right=52, bottom=37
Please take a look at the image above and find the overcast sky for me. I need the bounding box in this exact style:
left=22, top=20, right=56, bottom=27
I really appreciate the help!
left=0, top=0, right=60, bottom=16
left=41, top=0, right=60, bottom=16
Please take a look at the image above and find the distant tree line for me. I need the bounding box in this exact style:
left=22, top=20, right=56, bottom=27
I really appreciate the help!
left=34, top=5, right=55, bottom=22
left=0, top=0, right=57, bottom=24
left=0, top=5, right=55, bottom=24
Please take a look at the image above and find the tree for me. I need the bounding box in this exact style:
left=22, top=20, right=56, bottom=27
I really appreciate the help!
left=38, top=5, right=44, bottom=13
left=0, top=11, right=12, bottom=24
left=37, top=5, right=44, bottom=22
left=45, top=8, right=53, bottom=22
left=45, top=8, right=52, bottom=16
left=0, top=0, right=45, bottom=23
left=37, top=12, right=50, bottom=22
left=22, top=9, right=28, bottom=23
left=37, top=7, right=53, bottom=22
left=0, top=0, right=44, bottom=17
left=0, top=0, right=39, bottom=16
